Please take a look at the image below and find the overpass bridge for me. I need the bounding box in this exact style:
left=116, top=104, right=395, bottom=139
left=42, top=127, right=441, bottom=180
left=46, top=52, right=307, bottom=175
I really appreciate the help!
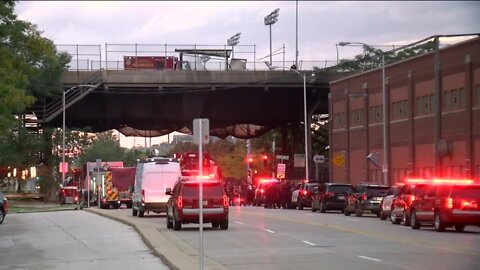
left=25, top=69, right=346, bottom=139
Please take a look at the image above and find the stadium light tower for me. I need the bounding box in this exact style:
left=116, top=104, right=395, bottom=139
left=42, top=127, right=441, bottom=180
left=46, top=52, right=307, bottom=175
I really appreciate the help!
left=264, top=8, right=280, bottom=67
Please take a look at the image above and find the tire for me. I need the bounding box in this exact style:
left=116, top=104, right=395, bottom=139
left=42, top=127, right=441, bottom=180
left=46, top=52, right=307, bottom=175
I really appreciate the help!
left=454, top=225, right=465, bottom=232
left=138, top=210, right=145, bottom=217
left=212, top=222, right=220, bottom=229
left=220, top=218, right=229, bottom=230
left=297, top=199, right=304, bottom=210
left=173, top=214, right=181, bottom=231
left=410, top=210, right=421, bottom=229
left=126, top=202, right=132, bottom=209
left=434, top=212, right=445, bottom=232
left=166, top=213, right=173, bottom=229
left=344, top=205, right=351, bottom=216
left=379, top=208, right=387, bottom=220
left=355, top=205, right=363, bottom=217
left=402, top=210, right=410, bottom=226
left=132, top=207, right=138, bottom=216
left=0, top=209, right=4, bottom=224
left=390, top=208, right=401, bottom=224
left=319, top=202, right=326, bottom=213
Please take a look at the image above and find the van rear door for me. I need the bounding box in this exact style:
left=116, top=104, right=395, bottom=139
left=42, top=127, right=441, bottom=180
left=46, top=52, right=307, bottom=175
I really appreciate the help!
left=143, top=163, right=180, bottom=203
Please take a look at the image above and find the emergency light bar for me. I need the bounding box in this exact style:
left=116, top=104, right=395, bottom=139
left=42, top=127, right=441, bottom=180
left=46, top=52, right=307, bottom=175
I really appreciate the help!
left=405, top=178, right=474, bottom=185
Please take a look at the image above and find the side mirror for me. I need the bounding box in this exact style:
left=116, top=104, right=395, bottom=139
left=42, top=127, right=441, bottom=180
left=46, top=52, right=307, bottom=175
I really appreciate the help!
left=165, top=188, right=172, bottom=195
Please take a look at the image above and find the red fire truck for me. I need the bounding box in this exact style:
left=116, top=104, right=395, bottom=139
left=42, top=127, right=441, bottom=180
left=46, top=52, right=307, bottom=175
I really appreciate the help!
left=124, top=56, right=178, bottom=70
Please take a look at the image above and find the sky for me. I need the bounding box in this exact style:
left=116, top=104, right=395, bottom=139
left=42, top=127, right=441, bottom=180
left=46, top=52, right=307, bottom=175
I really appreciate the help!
left=13, top=1, right=480, bottom=148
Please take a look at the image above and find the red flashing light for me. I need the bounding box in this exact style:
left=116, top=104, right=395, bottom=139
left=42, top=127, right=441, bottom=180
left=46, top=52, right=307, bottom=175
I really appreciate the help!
left=361, top=194, right=367, bottom=201
left=263, top=155, right=268, bottom=160
left=302, top=190, right=308, bottom=196
left=405, top=178, right=474, bottom=185
left=446, top=198, right=453, bottom=209
left=223, top=195, right=229, bottom=207
left=249, top=158, right=253, bottom=163
left=177, top=196, right=183, bottom=208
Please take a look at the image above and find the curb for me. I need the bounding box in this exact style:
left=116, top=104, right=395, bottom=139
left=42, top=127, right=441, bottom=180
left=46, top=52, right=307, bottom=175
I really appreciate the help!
left=84, top=208, right=228, bottom=270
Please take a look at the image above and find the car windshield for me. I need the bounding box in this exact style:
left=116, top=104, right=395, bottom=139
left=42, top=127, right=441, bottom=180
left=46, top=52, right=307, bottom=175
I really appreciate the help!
left=328, top=185, right=353, bottom=193
left=306, top=184, right=319, bottom=192
left=365, top=186, right=389, bottom=196
left=182, top=182, right=224, bottom=197
left=451, top=186, right=480, bottom=199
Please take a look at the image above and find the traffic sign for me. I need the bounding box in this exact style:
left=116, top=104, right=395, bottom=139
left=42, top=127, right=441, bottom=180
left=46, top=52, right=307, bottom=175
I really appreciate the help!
left=332, top=154, right=345, bottom=167
left=277, top=163, right=286, bottom=179
left=276, top=155, right=289, bottom=160
left=193, top=118, right=209, bottom=144
left=313, top=154, right=325, bottom=163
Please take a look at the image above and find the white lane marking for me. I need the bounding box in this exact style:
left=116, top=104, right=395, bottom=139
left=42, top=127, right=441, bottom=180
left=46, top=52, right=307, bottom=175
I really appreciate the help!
left=306, top=213, right=315, bottom=216
left=357, top=255, right=381, bottom=262
left=302, top=240, right=316, bottom=246
left=234, top=221, right=244, bottom=225
left=266, top=229, right=276, bottom=234
left=345, top=218, right=359, bottom=222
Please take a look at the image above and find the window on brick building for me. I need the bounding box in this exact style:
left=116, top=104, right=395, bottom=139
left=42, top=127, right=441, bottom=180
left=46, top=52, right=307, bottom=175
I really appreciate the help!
left=423, top=95, right=429, bottom=113
left=459, top=87, right=465, bottom=108
left=452, top=88, right=459, bottom=108
left=416, top=96, right=422, bottom=114
left=430, top=94, right=435, bottom=113
left=444, top=90, right=451, bottom=110
left=476, top=84, right=480, bottom=106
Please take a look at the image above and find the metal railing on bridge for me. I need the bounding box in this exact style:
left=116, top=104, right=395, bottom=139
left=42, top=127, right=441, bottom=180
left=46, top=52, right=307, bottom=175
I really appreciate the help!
left=56, top=43, right=337, bottom=72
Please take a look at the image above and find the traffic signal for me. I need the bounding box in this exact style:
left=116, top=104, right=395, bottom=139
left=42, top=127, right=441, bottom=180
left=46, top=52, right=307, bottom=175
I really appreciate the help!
left=263, top=155, right=268, bottom=166
left=248, top=157, right=253, bottom=168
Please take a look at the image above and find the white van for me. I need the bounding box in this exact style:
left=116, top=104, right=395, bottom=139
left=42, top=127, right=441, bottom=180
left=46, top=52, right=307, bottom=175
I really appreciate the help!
left=132, top=158, right=181, bottom=217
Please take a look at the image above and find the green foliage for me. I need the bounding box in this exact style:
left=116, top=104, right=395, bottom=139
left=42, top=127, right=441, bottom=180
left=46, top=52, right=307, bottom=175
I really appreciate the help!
left=330, top=40, right=436, bottom=72
left=78, top=131, right=124, bottom=163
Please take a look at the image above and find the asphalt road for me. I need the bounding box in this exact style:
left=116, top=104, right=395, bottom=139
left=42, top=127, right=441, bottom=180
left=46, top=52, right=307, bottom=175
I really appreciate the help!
left=0, top=211, right=169, bottom=270
left=113, top=205, right=480, bottom=270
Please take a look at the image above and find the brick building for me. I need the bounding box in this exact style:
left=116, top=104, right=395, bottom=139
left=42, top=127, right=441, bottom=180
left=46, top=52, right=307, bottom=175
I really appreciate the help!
left=329, top=36, right=480, bottom=185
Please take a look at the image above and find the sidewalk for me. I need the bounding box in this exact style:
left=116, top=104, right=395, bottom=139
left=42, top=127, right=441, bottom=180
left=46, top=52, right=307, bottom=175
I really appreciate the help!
left=8, top=199, right=76, bottom=213
left=85, top=207, right=229, bottom=270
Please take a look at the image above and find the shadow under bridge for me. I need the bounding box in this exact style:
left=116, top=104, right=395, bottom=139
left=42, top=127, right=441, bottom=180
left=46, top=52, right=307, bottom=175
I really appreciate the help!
left=51, top=69, right=343, bottom=139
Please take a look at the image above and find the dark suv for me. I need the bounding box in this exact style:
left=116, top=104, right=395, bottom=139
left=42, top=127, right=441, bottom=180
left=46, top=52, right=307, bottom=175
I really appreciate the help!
left=312, top=183, right=353, bottom=213
left=253, top=179, right=280, bottom=206
left=390, top=182, right=430, bottom=225
left=165, top=179, right=229, bottom=231
left=0, top=191, right=7, bottom=224
left=344, top=184, right=389, bottom=217
left=410, top=183, right=480, bottom=232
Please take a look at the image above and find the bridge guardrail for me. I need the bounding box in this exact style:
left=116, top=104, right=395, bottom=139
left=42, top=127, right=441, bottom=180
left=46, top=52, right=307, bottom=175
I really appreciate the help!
left=57, top=43, right=337, bottom=72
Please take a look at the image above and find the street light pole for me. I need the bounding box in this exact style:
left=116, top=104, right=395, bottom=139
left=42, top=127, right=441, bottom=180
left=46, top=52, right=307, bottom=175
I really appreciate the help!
left=264, top=8, right=279, bottom=67
left=381, top=52, right=388, bottom=186
left=62, top=84, right=97, bottom=188
left=291, top=69, right=309, bottom=182
left=338, top=42, right=389, bottom=185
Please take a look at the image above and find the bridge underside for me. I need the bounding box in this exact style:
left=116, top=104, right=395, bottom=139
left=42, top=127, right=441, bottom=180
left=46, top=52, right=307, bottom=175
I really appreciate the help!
left=42, top=70, right=344, bottom=139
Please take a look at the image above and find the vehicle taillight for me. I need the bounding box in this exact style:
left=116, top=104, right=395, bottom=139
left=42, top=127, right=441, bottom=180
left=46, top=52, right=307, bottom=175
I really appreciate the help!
left=223, top=195, right=229, bottom=207
left=302, top=190, right=308, bottom=196
left=177, top=196, right=183, bottom=208
left=75, top=196, right=78, bottom=202
left=446, top=198, right=453, bottom=209
left=260, top=189, right=264, bottom=194
left=361, top=194, right=367, bottom=200
left=3, top=198, right=7, bottom=213
left=141, top=189, right=145, bottom=203
left=325, top=192, right=334, bottom=198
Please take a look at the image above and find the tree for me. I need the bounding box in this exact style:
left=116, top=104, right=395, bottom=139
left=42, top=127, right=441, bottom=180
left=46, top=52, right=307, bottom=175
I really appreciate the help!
left=326, top=40, right=436, bottom=72
left=0, top=1, right=70, bottom=135
left=78, top=131, right=124, bottom=164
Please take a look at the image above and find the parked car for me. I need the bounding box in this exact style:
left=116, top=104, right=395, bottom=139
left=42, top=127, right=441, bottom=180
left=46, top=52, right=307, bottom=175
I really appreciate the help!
left=291, top=182, right=320, bottom=210
left=312, top=183, right=353, bottom=213
left=0, top=191, right=7, bottom=224
left=390, top=181, right=430, bottom=225
left=253, top=179, right=280, bottom=206
left=344, top=183, right=389, bottom=217
left=165, top=178, right=229, bottom=231
left=410, top=182, right=480, bottom=232
left=132, top=158, right=181, bottom=217
left=379, top=185, right=403, bottom=220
